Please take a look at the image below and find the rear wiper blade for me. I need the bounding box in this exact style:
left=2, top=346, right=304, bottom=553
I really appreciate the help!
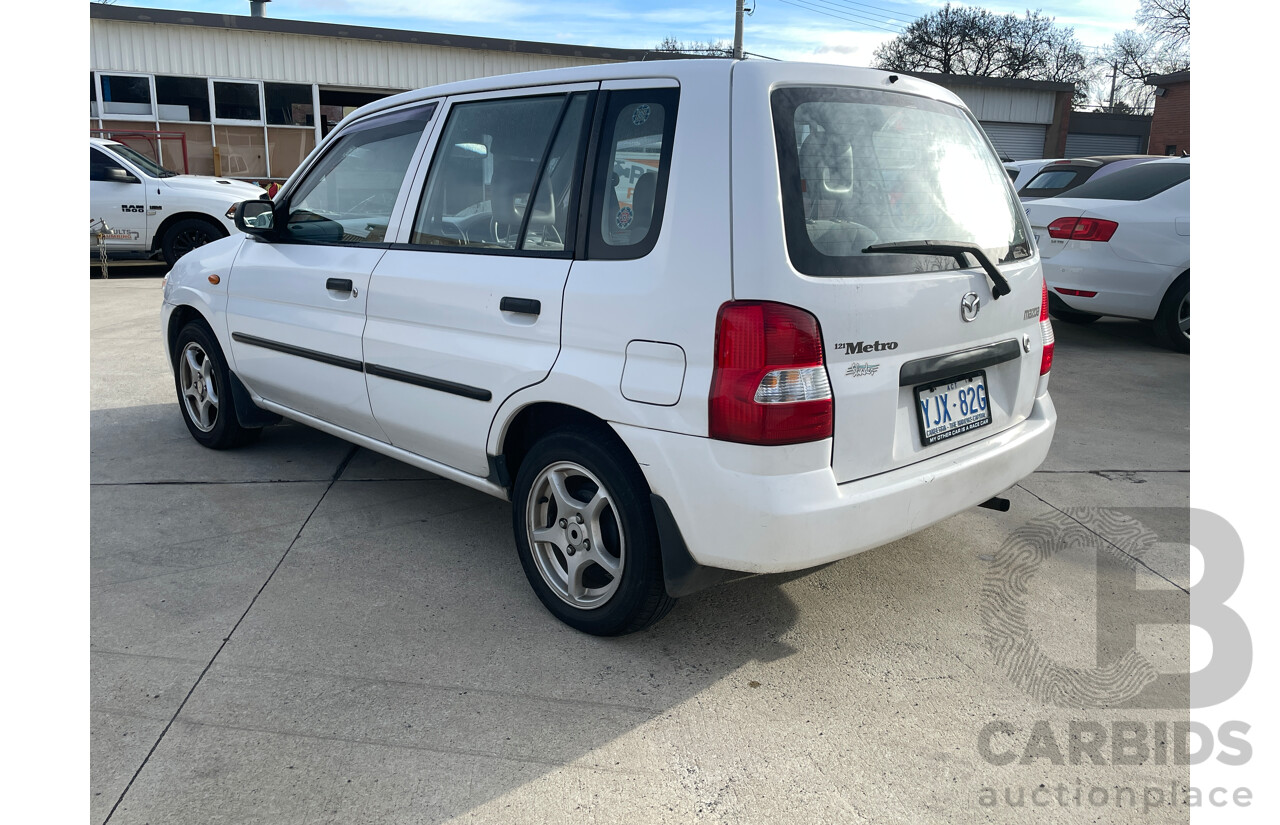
left=862, top=240, right=1012, bottom=300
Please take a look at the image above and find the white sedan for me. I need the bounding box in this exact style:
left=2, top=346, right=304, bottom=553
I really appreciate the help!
left=1024, top=158, right=1189, bottom=351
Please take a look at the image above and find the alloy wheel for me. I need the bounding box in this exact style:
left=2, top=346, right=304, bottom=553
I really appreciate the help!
left=525, top=461, right=625, bottom=609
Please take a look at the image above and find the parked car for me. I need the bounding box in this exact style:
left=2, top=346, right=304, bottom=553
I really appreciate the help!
left=1024, top=157, right=1189, bottom=351
left=90, top=137, right=266, bottom=264
left=1017, top=155, right=1164, bottom=201
left=1003, top=158, right=1053, bottom=192
left=161, top=60, right=1056, bottom=635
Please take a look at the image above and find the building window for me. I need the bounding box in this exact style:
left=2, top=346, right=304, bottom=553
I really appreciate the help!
left=157, top=76, right=211, bottom=122
left=99, top=74, right=153, bottom=117
left=1165, top=144, right=1177, bottom=156
left=213, top=81, right=262, bottom=122
left=265, top=83, right=314, bottom=126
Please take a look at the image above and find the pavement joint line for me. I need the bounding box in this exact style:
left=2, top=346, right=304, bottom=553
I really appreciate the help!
left=192, top=660, right=664, bottom=716
left=1013, top=482, right=1191, bottom=596
left=102, top=445, right=360, bottom=825
left=92, top=649, right=208, bottom=666
left=91, top=559, right=246, bottom=591
left=153, top=715, right=655, bottom=776
left=1030, top=469, right=1190, bottom=474
left=90, top=477, right=449, bottom=487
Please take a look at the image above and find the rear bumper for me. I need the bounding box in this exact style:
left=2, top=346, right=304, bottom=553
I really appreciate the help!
left=613, top=393, right=1055, bottom=574
left=1042, top=252, right=1180, bottom=320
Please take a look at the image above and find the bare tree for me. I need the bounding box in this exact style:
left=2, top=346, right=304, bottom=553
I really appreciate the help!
left=654, top=36, right=733, bottom=57
left=1086, top=1, right=1189, bottom=113
left=1137, top=0, right=1190, bottom=50
left=873, top=5, right=1087, bottom=88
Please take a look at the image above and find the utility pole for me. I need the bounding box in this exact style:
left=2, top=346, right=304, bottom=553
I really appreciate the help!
left=1107, top=60, right=1118, bottom=112
left=734, top=0, right=745, bottom=59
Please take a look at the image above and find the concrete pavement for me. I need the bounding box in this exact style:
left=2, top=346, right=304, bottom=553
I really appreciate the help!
left=91, top=276, right=1191, bottom=824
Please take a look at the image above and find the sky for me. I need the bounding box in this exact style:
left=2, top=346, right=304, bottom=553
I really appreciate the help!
left=96, top=0, right=1144, bottom=64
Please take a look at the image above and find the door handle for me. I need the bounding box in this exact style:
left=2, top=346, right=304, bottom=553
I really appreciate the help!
left=500, top=297, right=541, bottom=316
left=326, top=278, right=354, bottom=293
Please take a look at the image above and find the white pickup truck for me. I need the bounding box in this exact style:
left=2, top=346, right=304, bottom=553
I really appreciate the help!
left=90, top=137, right=266, bottom=264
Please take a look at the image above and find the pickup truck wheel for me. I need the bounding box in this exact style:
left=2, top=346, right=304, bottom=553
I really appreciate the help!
left=173, top=321, right=260, bottom=449
left=512, top=430, right=675, bottom=635
left=162, top=218, right=224, bottom=265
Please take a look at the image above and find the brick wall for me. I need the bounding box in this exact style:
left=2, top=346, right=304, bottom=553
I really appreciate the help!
left=1148, top=80, right=1190, bottom=155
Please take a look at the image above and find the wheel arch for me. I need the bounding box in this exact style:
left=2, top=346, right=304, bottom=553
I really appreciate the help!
left=491, top=402, right=637, bottom=492
left=151, top=211, right=228, bottom=253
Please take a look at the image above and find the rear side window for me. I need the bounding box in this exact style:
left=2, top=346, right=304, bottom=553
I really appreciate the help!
left=1058, top=162, right=1190, bottom=201
left=283, top=103, right=436, bottom=245
left=587, top=88, right=679, bottom=260
left=411, top=92, right=591, bottom=254
left=773, top=86, right=1030, bottom=278
left=1022, top=170, right=1079, bottom=191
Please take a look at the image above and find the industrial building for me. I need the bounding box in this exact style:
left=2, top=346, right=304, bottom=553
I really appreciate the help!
left=91, top=2, right=1119, bottom=183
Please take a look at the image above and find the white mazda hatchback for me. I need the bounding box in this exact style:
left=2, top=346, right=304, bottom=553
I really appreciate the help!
left=162, top=60, right=1056, bottom=635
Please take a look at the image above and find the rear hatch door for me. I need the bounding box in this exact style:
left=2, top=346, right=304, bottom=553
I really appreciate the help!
left=731, top=63, right=1047, bottom=484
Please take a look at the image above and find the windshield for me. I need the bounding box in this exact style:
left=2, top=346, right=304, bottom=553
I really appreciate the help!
left=772, top=86, right=1031, bottom=277
left=102, top=143, right=180, bottom=178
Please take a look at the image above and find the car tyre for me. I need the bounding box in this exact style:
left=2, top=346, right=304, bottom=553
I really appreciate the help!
left=512, top=428, right=675, bottom=636
left=1153, top=273, right=1190, bottom=353
left=162, top=218, right=225, bottom=266
left=172, top=320, right=261, bottom=449
left=1049, top=307, right=1101, bottom=325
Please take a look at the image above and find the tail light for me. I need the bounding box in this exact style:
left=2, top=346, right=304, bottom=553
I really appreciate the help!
left=1055, top=287, right=1097, bottom=298
left=710, top=302, right=833, bottom=445
left=1046, top=217, right=1118, bottom=242
left=1039, top=280, right=1054, bottom=376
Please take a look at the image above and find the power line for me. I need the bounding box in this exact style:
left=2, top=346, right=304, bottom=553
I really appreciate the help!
left=799, top=0, right=909, bottom=30
left=773, top=0, right=907, bottom=35
left=810, top=0, right=917, bottom=21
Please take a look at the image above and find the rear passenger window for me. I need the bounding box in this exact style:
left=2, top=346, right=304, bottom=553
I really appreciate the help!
left=412, top=93, right=591, bottom=254
left=588, top=88, right=679, bottom=259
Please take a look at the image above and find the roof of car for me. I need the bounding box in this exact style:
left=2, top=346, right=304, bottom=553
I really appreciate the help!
left=346, top=59, right=963, bottom=127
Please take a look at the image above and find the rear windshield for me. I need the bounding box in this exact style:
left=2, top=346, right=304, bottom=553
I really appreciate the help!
left=1056, top=162, right=1189, bottom=201
left=772, top=86, right=1030, bottom=278
left=1022, top=170, right=1079, bottom=191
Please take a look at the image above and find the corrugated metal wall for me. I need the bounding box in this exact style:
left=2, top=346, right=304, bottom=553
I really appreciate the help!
left=1064, top=133, right=1143, bottom=157
left=980, top=122, right=1048, bottom=161
left=91, top=19, right=613, bottom=91
left=950, top=86, right=1056, bottom=126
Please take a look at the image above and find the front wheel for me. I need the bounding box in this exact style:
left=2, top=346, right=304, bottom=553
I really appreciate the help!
left=511, top=429, right=675, bottom=635
left=162, top=218, right=224, bottom=266
left=172, top=321, right=261, bottom=449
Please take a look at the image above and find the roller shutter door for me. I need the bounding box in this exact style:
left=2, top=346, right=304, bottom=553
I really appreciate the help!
left=1065, top=133, right=1143, bottom=157
left=980, top=122, right=1047, bottom=160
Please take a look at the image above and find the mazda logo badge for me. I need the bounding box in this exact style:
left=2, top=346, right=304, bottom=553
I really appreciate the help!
left=961, top=292, right=981, bottom=322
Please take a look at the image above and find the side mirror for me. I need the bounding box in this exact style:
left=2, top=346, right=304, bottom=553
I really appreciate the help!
left=234, top=200, right=277, bottom=236
left=96, top=167, right=139, bottom=184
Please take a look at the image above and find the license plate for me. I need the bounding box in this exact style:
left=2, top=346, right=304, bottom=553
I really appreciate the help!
left=914, top=371, right=991, bottom=446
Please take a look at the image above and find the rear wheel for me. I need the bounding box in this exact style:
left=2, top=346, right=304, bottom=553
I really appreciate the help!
left=1153, top=274, right=1190, bottom=353
left=173, top=321, right=261, bottom=449
left=162, top=218, right=224, bottom=265
left=512, top=429, right=674, bottom=635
